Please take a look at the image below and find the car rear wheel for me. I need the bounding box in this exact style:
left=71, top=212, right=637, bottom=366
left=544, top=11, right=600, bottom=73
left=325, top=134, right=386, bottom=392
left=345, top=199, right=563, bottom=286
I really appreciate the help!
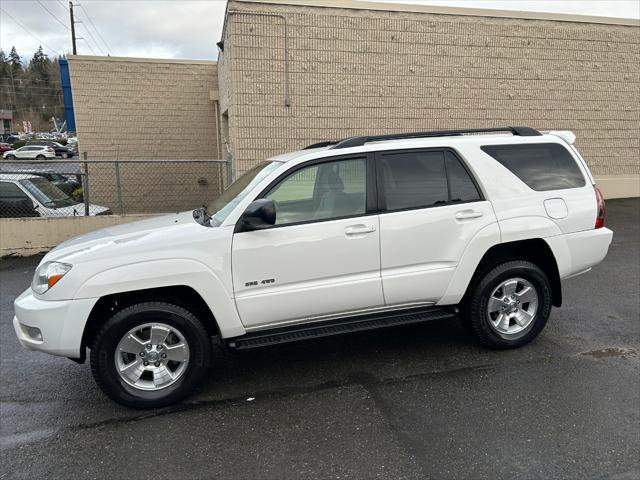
left=90, top=301, right=212, bottom=408
left=5, top=154, right=15, bottom=159
left=36, top=155, right=45, bottom=159
left=61, top=152, right=68, bottom=158
left=463, top=260, right=552, bottom=349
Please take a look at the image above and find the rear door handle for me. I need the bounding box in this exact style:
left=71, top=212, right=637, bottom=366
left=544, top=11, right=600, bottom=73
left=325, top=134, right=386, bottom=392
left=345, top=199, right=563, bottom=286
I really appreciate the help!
left=345, top=225, right=376, bottom=236
left=455, top=210, right=483, bottom=220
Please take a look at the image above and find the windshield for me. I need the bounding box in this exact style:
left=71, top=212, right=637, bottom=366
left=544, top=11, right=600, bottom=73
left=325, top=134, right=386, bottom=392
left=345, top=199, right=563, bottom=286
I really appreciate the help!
left=206, top=161, right=280, bottom=226
left=20, top=177, right=79, bottom=208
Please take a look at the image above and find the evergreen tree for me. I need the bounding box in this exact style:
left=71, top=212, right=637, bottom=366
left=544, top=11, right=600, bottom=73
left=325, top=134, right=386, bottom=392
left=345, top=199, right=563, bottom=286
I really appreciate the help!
left=29, top=46, right=50, bottom=83
left=0, top=46, right=65, bottom=132
left=8, top=46, right=22, bottom=75
left=0, top=50, right=8, bottom=77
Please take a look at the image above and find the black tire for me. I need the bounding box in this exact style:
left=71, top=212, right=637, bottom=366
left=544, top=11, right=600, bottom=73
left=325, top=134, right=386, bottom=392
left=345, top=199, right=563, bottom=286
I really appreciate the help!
left=90, top=301, right=212, bottom=408
left=5, top=154, right=15, bottom=160
left=61, top=152, right=68, bottom=159
left=462, top=260, right=552, bottom=349
left=36, top=155, right=45, bottom=159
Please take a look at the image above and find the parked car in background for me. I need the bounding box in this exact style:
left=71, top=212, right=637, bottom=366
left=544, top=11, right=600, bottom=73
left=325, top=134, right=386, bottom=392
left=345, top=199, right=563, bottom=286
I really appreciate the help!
left=26, top=140, right=74, bottom=158
left=0, top=181, right=40, bottom=218
left=35, top=133, right=56, bottom=140
left=0, top=143, right=12, bottom=154
left=0, top=133, right=19, bottom=143
left=35, top=172, right=82, bottom=197
left=0, top=135, right=21, bottom=145
left=0, top=174, right=109, bottom=217
left=3, top=145, right=56, bottom=160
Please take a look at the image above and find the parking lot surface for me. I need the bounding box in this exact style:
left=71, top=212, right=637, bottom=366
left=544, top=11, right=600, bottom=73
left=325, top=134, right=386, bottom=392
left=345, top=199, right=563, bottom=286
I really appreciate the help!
left=1, top=199, right=638, bottom=479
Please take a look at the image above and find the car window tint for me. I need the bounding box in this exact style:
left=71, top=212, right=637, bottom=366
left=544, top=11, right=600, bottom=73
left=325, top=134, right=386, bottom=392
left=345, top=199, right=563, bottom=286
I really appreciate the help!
left=266, top=158, right=367, bottom=225
left=0, top=182, right=29, bottom=199
left=481, top=143, right=586, bottom=191
left=446, top=151, right=481, bottom=202
left=379, top=151, right=447, bottom=210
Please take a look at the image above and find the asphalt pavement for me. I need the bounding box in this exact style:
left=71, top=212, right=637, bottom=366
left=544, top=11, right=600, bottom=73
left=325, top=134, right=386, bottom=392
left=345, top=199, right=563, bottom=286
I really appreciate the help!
left=1, top=198, right=638, bottom=479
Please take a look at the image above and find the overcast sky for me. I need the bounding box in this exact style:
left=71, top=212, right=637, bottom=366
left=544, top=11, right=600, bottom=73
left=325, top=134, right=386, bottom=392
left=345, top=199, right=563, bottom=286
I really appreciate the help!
left=1, top=0, right=639, bottom=61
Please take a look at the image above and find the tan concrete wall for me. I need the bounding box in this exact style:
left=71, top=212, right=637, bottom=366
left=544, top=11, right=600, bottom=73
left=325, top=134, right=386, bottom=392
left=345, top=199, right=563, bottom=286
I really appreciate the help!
left=223, top=1, right=640, bottom=187
left=0, top=215, right=158, bottom=257
left=595, top=174, right=640, bottom=199
left=68, top=55, right=221, bottom=160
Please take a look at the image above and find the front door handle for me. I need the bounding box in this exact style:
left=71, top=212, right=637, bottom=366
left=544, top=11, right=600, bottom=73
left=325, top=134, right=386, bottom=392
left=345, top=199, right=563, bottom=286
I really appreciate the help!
left=455, top=210, right=483, bottom=220
left=345, top=225, right=376, bottom=236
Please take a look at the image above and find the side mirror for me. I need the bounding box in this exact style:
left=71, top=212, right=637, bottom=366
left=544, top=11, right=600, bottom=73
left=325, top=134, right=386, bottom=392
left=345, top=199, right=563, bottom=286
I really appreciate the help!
left=237, top=199, right=276, bottom=232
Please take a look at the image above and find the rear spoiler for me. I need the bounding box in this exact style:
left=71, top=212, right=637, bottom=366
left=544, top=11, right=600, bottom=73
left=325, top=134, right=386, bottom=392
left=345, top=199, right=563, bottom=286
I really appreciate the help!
left=544, top=130, right=576, bottom=145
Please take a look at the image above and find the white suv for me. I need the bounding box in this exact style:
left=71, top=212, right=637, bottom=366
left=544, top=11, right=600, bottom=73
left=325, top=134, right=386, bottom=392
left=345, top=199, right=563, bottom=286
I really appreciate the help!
left=13, top=127, right=613, bottom=408
left=3, top=145, right=56, bottom=160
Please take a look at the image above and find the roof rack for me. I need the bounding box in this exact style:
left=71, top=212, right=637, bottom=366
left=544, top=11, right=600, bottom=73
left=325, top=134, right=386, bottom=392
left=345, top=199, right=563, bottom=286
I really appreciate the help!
left=302, top=127, right=541, bottom=150
left=303, top=141, right=338, bottom=149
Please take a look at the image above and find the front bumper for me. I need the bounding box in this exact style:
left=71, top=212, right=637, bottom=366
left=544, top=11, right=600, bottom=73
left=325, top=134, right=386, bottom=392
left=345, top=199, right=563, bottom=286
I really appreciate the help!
left=13, top=289, right=97, bottom=358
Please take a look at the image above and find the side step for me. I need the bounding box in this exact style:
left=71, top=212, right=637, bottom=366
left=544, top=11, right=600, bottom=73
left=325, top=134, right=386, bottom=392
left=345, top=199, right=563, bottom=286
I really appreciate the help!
left=227, top=307, right=456, bottom=350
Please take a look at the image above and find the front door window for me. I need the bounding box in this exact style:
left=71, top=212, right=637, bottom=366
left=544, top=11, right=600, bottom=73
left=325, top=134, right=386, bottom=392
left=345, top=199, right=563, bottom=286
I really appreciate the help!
left=265, top=158, right=367, bottom=225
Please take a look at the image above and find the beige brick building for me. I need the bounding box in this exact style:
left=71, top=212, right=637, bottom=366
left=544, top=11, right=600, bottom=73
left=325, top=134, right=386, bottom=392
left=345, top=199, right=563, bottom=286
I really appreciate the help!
left=68, top=0, right=640, bottom=198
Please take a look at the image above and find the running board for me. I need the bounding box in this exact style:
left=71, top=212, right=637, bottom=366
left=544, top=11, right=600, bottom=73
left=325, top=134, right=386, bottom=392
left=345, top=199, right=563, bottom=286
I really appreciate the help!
left=227, top=307, right=455, bottom=350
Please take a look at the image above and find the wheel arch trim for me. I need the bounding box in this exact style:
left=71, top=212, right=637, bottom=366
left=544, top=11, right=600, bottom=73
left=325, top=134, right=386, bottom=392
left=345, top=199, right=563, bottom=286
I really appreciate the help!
left=75, top=259, right=245, bottom=343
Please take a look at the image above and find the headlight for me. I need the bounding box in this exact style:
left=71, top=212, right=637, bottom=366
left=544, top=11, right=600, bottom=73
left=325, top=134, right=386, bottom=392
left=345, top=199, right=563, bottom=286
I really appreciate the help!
left=32, top=261, right=72, bottom=294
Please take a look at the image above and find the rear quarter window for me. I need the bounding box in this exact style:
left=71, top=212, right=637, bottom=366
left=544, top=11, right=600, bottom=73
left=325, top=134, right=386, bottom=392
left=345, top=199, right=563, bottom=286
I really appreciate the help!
left=480, top=143, right=586, bottom=191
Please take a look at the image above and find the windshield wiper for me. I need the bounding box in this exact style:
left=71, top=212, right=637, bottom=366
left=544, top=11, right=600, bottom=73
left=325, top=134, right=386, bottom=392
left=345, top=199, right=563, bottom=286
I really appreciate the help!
left=192, top=206, right=213, bottom=227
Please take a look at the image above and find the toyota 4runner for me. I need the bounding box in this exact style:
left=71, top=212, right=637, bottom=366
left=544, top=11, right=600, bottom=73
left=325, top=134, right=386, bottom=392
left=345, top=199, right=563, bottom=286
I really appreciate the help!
left=13, top=127, right=613, bottom=408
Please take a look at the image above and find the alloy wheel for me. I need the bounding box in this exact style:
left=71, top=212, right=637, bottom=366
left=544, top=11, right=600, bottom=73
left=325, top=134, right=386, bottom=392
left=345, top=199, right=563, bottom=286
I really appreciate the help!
left=486, top=277, right=538, bottom=335
left=115, top=322, right=190, bottom=391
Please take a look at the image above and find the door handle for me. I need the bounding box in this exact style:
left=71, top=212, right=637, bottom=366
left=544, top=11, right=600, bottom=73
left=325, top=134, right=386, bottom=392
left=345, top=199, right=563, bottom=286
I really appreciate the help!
left=345, top=225, right=376, bottom=236
left=455, top=210, right=483, bottom=220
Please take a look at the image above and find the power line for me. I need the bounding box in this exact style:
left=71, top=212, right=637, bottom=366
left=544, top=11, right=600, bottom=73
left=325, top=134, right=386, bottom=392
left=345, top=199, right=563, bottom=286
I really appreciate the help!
left=79, top=36, right=97, bottom=55
left=79, top=3, right=112, bottom=54
left=36, top=0, right=70, bottom=32
left=0, top=7, right=61, bottom=56
left=76, top=15, right=105, bottom=55
left=0, top=84, right=63, bottom=92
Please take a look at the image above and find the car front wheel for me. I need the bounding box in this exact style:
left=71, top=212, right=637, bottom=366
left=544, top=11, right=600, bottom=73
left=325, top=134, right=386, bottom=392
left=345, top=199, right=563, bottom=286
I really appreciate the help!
left=90, top=301, right=212, bottom=408
left=5, top=154, right=15, bottom=159
left=463, top=260, right=552, bottom=349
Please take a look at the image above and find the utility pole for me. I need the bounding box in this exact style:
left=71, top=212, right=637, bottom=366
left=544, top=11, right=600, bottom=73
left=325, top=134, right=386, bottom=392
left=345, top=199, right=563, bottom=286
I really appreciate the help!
left=69, top=1, right=77, bottom=54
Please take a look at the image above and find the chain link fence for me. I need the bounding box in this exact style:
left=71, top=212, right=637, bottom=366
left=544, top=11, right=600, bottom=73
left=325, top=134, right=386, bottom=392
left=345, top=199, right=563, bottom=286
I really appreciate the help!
left=0, top=159, right=230, bottom=218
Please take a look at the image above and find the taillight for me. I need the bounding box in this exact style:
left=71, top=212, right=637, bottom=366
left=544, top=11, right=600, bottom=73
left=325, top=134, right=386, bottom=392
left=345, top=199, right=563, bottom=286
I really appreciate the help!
left=594, top=185, right=605, bottom=229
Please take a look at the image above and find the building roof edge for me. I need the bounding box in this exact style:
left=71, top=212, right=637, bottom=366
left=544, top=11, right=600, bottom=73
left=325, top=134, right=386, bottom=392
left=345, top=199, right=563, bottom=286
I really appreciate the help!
left=231, top=0, right=640, bottom=26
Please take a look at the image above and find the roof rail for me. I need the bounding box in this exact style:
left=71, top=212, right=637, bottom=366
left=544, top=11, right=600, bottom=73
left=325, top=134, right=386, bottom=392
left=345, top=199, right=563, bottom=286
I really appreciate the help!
left=324, top=126, right=541, bottom=150
left=303, top=140, right=338, bottom=149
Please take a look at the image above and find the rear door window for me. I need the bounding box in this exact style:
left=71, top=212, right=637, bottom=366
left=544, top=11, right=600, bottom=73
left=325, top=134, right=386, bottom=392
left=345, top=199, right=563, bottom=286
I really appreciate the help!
left=445, top=151, right=481, bottom=202
left=377, top=150, right=482, bottom=211
left=378, top=150, right=448, bottom=210
left=481, top=143, right=586, bottom=191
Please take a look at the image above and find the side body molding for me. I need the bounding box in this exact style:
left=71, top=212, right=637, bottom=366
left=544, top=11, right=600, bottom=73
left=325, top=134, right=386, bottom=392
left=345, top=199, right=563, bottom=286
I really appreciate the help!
left=74, top=259, right=246, bottom=338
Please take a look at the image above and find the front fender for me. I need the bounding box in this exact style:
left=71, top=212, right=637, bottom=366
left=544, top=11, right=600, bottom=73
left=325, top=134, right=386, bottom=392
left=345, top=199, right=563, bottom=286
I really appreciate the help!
left=74, top=259, right=245, bottom=338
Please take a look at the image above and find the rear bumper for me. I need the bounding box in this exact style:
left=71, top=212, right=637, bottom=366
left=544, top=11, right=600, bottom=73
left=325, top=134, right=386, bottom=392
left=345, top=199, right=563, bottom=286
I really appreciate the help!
left=553, top=227, right=613, bottom=279
left=13, top=288, right=97, bottom=358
